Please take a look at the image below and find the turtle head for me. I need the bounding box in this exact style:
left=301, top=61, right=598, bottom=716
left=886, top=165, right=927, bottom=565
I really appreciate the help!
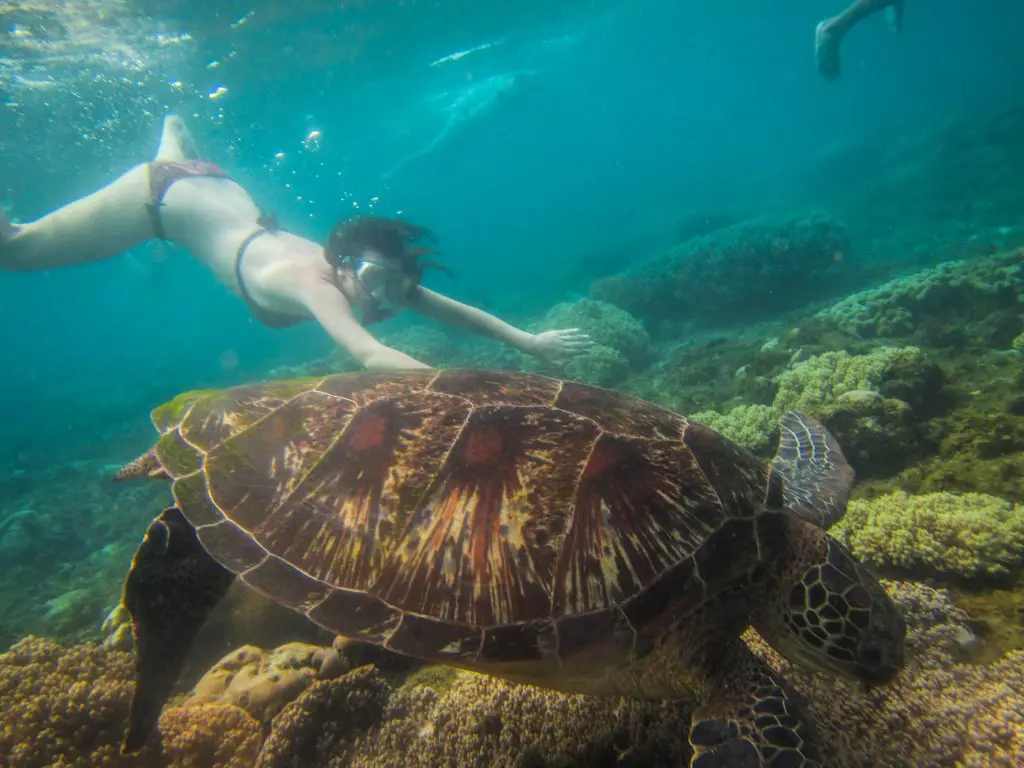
left=754, top=524, right=905, bottom=687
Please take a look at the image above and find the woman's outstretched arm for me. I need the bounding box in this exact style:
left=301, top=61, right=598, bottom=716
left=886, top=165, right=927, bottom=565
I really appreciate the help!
left=302, top=276, right=430, bottom=370
left=409, top=287, right=591, bottom=365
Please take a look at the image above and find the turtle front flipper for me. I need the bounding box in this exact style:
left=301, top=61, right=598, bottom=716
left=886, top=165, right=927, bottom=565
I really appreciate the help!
left=689, top=640, right=823, bottom=768
left=770, top=411, right=855, bottom=530
left=121, top=507, right=234, bottom=754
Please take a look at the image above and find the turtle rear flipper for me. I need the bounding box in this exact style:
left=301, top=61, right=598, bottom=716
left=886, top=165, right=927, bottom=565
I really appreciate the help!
left=121, top=507, right=234, bottom=754
left=689, top=641, right=823, bottom=768
left=770, top=411, right=854, bottom=529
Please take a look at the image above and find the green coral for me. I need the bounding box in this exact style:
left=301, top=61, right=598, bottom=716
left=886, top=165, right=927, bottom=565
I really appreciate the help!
left=832, top=490, right=1024, bottom=580
left=815, top=248, right=1024, bottom=346
left=538, top=298, right=651, bottom=365
left=1013, top=330, right=1024, bottom=351
left=772, top=346, right=923, bottom=415
left=524, top=298, right=650, bottom=387
left=562, top=344, right=630, bottom=388
left=691, top=404, right=776, bottom=454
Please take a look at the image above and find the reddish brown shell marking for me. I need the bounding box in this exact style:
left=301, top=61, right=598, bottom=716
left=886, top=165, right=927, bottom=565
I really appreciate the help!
left=150, top=369, right=782, bottom=672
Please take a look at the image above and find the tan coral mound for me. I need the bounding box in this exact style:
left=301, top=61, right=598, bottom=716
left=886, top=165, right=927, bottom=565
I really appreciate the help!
left=184, top=641, right=348, bottom=724
left=0, top=636, right=261, bottom=768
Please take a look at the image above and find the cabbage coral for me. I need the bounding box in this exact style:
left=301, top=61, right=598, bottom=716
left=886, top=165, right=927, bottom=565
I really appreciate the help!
left=772, top=346, right=924, bottom=415
left=832, top=490, right=1024, bottom=580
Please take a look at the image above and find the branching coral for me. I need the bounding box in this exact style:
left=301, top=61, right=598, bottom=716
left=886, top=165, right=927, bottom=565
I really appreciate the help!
left=0, top=636, right=136, bottom=767
left=157, top=704, right=262, bottom=768
left=348, top=665, right=689, bottom=768
left=772, top=346, right=924, bottom=415
left=691, top=404, right=776, bottom=454
left=255, top=664, right=390, bottom=768
left=0, top=636, right=263, bottom=768
left=832, top=490, right=1024, bottom=581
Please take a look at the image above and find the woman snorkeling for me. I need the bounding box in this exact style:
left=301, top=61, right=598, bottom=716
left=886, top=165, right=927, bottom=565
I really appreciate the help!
left=0, top=115, right=590, bottom=370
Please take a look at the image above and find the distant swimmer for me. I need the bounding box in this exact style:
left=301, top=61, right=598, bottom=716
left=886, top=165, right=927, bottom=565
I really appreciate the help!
left=0, top=116, right=590, bottom=370
left=815, top=0, right=905, bottom=81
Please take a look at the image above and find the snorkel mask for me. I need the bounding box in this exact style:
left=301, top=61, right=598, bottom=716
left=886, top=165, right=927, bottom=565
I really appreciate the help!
left=324, top=216, right=448, bottom=323
left=331, top=253, right=412, bottom=312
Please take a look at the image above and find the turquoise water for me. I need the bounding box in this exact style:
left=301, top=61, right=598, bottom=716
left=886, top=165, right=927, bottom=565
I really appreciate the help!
left=2, top=0, right=1021, bottom=470
left=1, top=2, right=1024, bottom=765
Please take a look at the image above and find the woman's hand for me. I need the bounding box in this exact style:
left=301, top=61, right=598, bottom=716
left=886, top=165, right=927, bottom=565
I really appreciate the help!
left=362, top=345, right=431, bottom=371
left=529, top=328, right=592, bottom=366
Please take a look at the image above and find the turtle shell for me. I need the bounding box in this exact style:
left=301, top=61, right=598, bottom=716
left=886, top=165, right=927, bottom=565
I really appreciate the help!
left=144, top=369, right=786, bottom=676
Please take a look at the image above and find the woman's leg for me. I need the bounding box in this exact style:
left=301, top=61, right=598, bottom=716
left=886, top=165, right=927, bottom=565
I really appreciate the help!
left=0, top=115, right=195, bottom=272
left=816, top=0, right=905, bottom=81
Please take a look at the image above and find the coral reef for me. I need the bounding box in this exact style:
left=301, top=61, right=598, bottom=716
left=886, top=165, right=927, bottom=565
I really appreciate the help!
left=254, top=664, right=391, bottom=768
left=0, top=462, right=169, bottom=650
left=157, top=704, right=263, bottom=768
left=185, top=642, right=348, bottom=723
left=813, top=248, right=1023, bottom=349
left=349, top=667, right=689, bottom=768
left=561, top=343, right=630, bottom=388
left=772, top=346, right=925, bottom=415
left=591, top=212, right=852, bottom=328
left=832, top=490, right=1024, bottom=582
left=769, top=346, right=944, bottom=477
left=0, top=636, right=262, bottom=767
left=690, top=403, right=776, bottom=454
left=524, top=298, right=651, bottom=387
left=892, top=351, right=1024, bottom=503
left=538, top=298, right=652, bottom=366
left=3, top=581, right=1022, bottom=767
left=749, top=581, right=1024, bottom=768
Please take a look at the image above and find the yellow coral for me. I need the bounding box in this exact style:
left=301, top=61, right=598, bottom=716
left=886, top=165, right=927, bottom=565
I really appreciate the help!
left=158, top=704, right=262, bottom=768
left=772, top=346, right=923, bottom=415
left=833, top=490, right=1024, bottom=579
left=0, top=636, right=266, bottom=767
left=691, top=403, right=776, bottom=453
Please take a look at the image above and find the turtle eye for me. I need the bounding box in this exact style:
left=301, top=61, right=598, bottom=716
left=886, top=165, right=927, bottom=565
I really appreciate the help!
left=859, top=638, right=887, bottom=668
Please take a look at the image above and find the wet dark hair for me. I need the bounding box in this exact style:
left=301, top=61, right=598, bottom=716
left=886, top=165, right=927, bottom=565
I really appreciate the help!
left=324, top=215, right=451, bottom=285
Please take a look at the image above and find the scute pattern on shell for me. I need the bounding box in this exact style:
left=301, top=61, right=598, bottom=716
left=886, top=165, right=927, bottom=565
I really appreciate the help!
left=152, top=369, right=775, bottom=669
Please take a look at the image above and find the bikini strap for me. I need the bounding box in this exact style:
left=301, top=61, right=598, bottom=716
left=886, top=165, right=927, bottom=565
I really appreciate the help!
left=234, top=228, right=273, bottom=308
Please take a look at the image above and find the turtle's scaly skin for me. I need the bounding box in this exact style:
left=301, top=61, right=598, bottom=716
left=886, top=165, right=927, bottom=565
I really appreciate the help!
left=117, top=369, right=906, bottom=766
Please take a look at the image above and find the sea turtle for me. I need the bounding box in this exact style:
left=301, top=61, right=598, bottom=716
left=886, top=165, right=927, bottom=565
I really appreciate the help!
left=114, top=369, right=904, bottom=766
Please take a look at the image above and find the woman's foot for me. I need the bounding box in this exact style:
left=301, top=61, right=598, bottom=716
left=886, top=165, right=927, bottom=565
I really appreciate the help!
left=815, top=19, right=843, bottom=81
left=155, top=115, right=200, bottom=162
left=0, top=208, right=19, bottom=242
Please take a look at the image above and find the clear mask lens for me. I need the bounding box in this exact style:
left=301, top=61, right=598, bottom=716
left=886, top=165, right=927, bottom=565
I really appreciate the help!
left=355, top=260, right=406, bottom=307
